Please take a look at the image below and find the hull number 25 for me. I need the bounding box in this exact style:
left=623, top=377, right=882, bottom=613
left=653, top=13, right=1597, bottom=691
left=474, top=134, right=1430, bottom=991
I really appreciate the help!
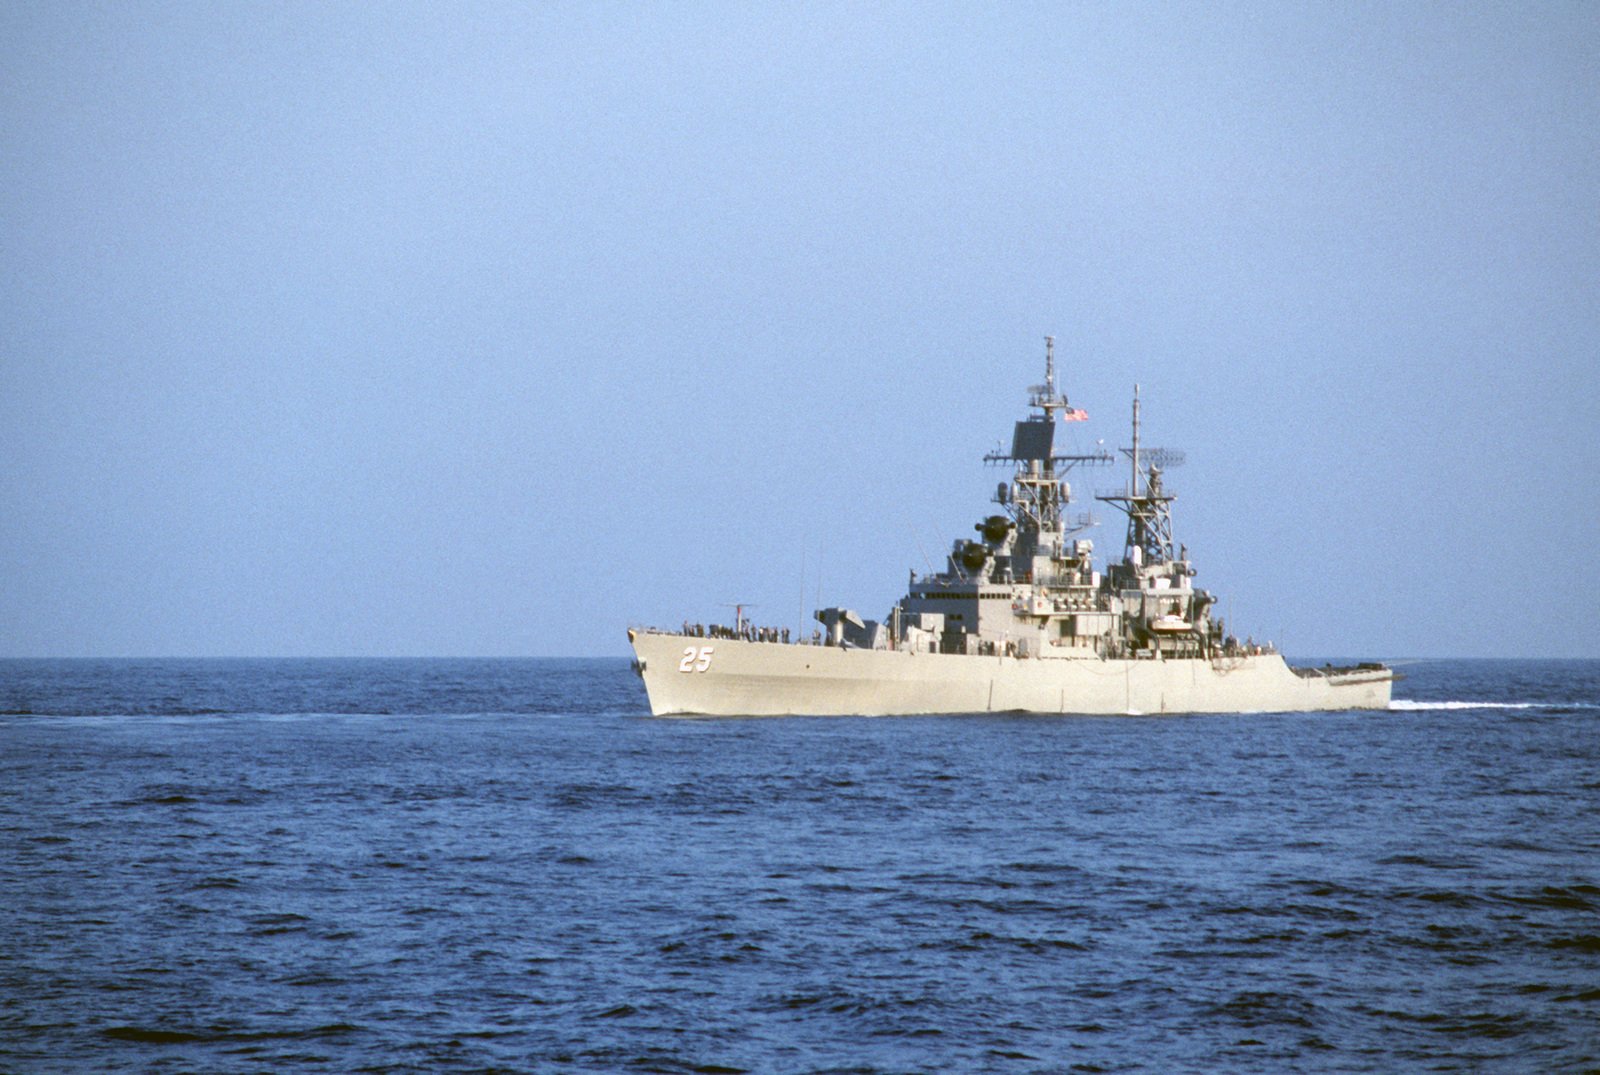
left=678, top=646, right=714, bottom=673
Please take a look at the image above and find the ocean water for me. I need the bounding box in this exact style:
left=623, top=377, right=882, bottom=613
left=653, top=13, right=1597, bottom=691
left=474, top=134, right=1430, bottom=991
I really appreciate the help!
left=2, top=658, right=1597, bottom=1073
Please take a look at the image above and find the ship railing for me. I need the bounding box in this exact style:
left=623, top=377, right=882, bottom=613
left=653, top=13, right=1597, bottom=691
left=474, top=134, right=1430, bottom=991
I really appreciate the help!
left=634, top=623, right=821, bottom=645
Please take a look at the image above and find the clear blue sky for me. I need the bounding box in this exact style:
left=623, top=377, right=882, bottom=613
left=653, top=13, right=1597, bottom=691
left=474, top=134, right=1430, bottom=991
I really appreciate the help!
left=3, top=3, right=1596, bottom=658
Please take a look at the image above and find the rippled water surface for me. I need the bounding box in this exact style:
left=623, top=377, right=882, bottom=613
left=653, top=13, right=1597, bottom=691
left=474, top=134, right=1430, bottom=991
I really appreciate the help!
left=3, top=658, right=1597, bottom=1072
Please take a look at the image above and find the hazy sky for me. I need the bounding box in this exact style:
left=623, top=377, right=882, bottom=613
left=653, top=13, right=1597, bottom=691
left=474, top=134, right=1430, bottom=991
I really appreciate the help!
left=4, top=3, right=1597, bottom=658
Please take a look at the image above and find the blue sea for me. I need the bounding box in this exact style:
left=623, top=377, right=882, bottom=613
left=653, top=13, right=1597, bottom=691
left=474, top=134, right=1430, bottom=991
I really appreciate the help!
left=2, top=658, right=1597, bottom=1073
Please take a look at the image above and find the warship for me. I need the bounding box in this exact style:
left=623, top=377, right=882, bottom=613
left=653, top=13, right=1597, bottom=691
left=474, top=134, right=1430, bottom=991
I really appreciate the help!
left=629, top=339, right=1394, bottom=716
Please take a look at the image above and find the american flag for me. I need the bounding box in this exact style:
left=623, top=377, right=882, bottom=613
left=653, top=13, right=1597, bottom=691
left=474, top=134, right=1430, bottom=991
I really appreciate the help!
left=1063, top=408, right=1088, bottom=422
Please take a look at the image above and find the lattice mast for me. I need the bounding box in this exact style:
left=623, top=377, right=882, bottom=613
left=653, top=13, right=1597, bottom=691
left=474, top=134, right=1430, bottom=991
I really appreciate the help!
left=983, top=336, right=1113, bottom=537
left=1097, top=384, right=1185, bottom=566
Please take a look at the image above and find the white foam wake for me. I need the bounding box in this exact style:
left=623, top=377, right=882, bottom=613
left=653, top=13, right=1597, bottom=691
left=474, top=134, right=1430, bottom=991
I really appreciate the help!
left=1389, top=699, right=1539, bottom=711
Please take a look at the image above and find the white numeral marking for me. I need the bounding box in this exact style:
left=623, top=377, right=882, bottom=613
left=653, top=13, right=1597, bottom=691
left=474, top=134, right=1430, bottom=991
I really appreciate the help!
left=678, top=645, right=714, bottom=673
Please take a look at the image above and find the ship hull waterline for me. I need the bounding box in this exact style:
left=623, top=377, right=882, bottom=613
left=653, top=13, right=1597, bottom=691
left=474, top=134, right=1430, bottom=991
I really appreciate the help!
left=629, top=631, right=1394, bottom=717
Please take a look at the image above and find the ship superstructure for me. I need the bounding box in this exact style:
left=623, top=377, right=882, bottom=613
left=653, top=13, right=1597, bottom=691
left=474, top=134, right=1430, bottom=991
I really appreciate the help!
left=886, top=340, right=1223, bottom=663
left=629, top=339, right=1393, bottom=716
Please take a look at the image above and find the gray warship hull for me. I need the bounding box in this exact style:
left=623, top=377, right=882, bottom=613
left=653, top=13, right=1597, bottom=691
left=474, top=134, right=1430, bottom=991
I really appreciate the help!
left=630, top=630, right=1393, bottom=717
left=630, top=337, right=1394, bottom=718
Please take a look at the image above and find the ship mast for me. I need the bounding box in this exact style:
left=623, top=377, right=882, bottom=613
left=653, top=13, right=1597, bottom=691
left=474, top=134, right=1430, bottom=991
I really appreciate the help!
left=1131, top=384, right=1141, bottom=497
left=1031, top=335, right=1068, bottom=415
left=1098, top=386, right=1184, bottom=566
left=984, top=337, right=1114, bottom=538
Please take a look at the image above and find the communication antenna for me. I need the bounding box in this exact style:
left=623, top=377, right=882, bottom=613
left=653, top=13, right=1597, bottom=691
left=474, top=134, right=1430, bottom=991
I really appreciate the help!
left=906, top=523, right=935, bottom=573
left=797, top=547, right=806, bottom=641
left=1131, top=384, right=1140, bottom=496
left=1117, top=384, right=1185, bottom=487
left=1026, top=335, right=1073, bottom=415
left=814, top=540, right=824, bottom=616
